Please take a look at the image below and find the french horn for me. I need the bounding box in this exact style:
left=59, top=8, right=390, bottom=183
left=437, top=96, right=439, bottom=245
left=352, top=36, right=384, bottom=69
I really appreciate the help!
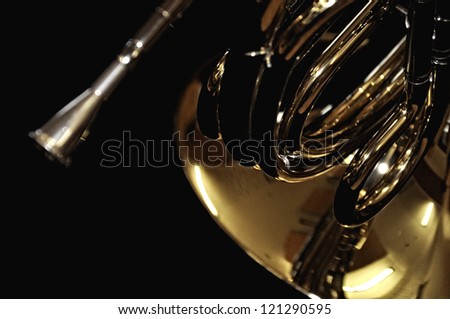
left=30, top=0, right=450, bottom=298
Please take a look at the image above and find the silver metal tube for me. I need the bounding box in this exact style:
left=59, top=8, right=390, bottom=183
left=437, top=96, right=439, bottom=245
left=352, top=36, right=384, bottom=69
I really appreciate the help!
left=29, top=0, right=192, bottom=165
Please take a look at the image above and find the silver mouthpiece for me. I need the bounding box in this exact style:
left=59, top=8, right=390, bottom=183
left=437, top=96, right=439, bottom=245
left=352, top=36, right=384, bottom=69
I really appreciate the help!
left=29, top=89, right=103, bottom=166
left=29, top=0, right=191, bottom=166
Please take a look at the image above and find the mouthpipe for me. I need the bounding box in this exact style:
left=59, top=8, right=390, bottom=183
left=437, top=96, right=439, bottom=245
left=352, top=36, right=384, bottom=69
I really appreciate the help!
left=29, top=0, right=192, bottom=166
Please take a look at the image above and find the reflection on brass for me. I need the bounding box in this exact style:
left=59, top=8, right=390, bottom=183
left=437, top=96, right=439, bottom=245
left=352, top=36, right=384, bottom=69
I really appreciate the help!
left=174, top=0, right=449, bottom=298
left=261, top=0, right=285, bottom=32
left=30, top=0, right=449, bottom=298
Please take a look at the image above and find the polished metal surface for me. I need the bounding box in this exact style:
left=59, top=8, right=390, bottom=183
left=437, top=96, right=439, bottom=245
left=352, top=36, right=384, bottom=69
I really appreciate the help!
left=276, top=0, right=396, bottom=180
left=174, top=0, right=449, bottom=297
left=29, top=0, right=192, bottom=165
left=30, top=0, right=449, bottom=298
left=334, top=0, right=449, bottom=225
left=174, top=61, right=450, bottom=299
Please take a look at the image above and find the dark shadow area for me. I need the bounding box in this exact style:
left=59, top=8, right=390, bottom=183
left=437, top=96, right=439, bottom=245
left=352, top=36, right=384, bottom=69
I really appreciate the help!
left=6, top=0, right=304, bottom=298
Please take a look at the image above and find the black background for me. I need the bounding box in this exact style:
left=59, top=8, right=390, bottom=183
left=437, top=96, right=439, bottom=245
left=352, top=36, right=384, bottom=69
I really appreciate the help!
left=7, top=0, right=304, bottom=298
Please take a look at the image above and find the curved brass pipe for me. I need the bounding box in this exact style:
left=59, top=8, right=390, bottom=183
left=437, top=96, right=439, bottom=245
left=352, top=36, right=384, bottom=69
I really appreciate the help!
left=333, top=0, right=447, bottom=226
left=28, top=0, right=450, bottom=298
left=275, top=0, right=396, bottom=181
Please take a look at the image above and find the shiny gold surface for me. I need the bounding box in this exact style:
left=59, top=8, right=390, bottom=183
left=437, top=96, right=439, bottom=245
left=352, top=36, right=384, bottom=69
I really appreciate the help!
left=177, top=0, right=449, bottom=298
left=174, top=71, right=450, bottom=298
left=29, top=0, right=449, bottom=299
